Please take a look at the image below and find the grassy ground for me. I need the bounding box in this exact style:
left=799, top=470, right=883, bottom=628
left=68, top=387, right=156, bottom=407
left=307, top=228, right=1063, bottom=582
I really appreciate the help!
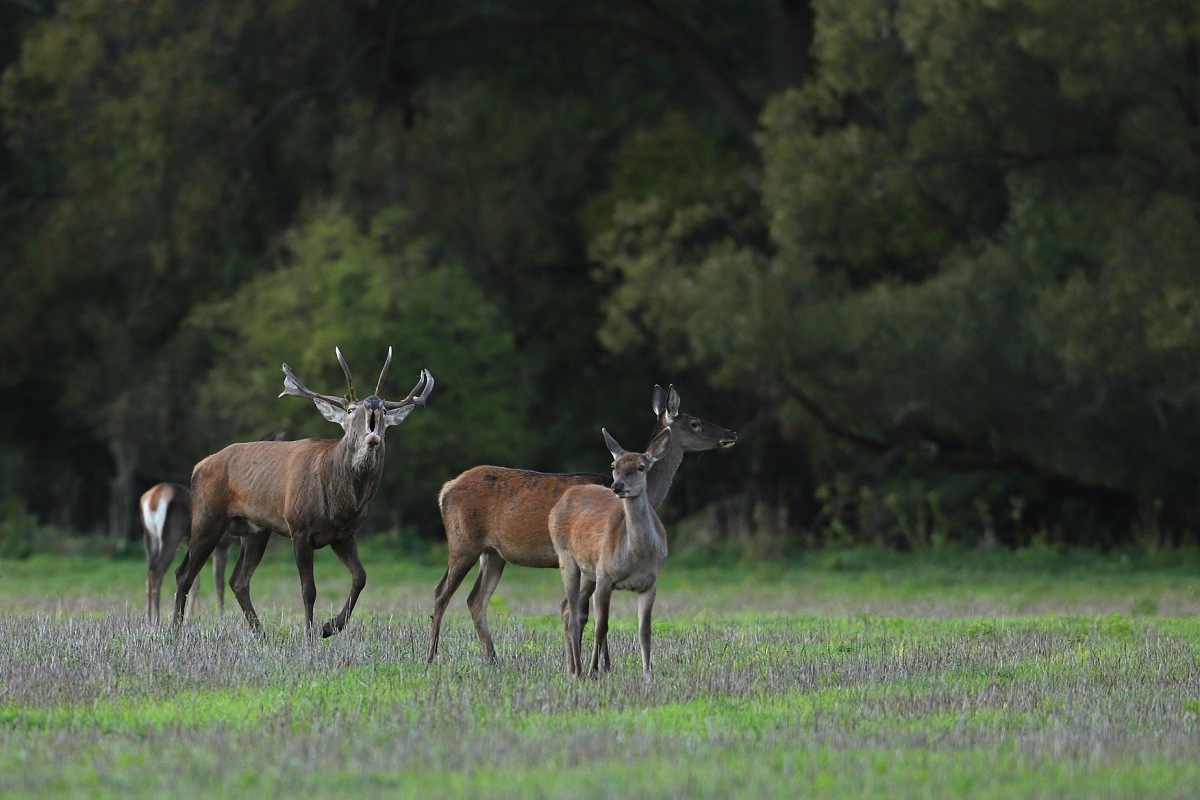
left=0, top=542, right=1197, bottom=798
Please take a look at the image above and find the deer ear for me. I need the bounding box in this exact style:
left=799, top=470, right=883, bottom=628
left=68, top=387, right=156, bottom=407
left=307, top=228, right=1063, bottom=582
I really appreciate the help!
left=312, top=397, right=347, bottom=425
left=383, top=404, right=416, bottom=426
left=645, top=427, right=672, bottom=461
left=602, top=428, right=624, bottom=459
left=651, top=385, right=668, bottom=417
left=666, top=385, right=681, bottom=419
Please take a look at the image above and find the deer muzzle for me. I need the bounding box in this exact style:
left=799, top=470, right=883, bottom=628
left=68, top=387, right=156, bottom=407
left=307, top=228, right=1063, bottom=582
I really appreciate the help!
left=365, top=398, right=382, bottom=446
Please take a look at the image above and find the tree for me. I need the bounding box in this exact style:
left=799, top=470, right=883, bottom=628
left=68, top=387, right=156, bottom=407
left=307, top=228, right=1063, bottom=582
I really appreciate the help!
left=596, top=0, right=1200, bottom=544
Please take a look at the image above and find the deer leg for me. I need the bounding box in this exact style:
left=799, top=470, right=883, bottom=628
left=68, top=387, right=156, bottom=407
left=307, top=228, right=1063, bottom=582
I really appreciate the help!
left=427, top=550, right=480, bottom=662
left=229, top=529, right=270, bottom=631
left=211, top=538, right=231, bottom=615
left=637, top=585, right=657, bottom=676
left=173, top=535, right=220, bottom=628
left=322, top=537, right=366, bottom=638
left=562, top=574, right=596, bottom=672
left=559, top=558, right=583, bottom=676
left=465, top=551, right=506, bottom=663
left=588, top=580, right=614, bottom=678
left=291, top=534, right=318, bottom=637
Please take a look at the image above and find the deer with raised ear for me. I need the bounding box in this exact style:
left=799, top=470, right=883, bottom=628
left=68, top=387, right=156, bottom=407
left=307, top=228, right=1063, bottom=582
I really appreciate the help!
left=172, top=347, right=433, bottom=637
left=428, top=385, right=736, bottom=663
left=551, top=427, right=672, bottom=677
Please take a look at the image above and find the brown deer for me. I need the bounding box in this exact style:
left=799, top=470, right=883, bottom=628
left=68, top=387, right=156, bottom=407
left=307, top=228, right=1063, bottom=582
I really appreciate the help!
left=551, top=427, right=671, bottom=677
left=141, top=483, right=233, bottom=624
left=428, top=385, right=736, bottom=663
left=172, top=347, right=433, bottom=637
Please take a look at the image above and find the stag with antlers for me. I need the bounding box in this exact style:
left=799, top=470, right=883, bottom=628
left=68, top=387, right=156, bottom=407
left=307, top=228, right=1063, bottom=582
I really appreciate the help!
left=173, top=347, right=433, bottom=637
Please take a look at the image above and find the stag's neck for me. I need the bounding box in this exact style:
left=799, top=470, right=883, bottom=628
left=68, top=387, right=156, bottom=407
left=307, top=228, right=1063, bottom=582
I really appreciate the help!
left=327, top=437, right=386, bottom=513
left=645, top=442, right=685, bottom=509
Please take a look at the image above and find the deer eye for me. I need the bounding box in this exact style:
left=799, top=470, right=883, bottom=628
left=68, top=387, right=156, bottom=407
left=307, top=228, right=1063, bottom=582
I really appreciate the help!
left=637, top=465, right=645, bottom=472
left=691, top=420, right=701, bottom=430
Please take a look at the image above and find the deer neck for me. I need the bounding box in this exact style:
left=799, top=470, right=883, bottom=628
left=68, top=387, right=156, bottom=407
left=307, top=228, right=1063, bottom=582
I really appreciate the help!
left=644, top=442, right=684, bottom=509
left=620, top=492, right=665, bottom=559
left=328, top=437, right=385, bottom=509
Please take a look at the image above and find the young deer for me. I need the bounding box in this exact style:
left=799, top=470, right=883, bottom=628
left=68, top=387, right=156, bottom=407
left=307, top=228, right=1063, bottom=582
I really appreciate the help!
left=428, top=385, right=736, bottom=663
left=140, top=483, right=233, bottom=624
left=551, top=427, right=671, bottom=677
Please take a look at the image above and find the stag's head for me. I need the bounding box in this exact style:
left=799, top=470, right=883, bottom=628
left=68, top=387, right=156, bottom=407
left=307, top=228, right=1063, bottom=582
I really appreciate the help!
left=279, top=347, right=433, bottom=454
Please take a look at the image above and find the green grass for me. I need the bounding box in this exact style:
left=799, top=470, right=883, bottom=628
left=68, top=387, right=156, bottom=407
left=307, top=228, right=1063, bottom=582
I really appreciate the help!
left=0, top=543, right=1198, bottom=798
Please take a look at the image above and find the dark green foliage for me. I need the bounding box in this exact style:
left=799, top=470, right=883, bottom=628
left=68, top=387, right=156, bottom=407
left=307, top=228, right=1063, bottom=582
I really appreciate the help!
left=2, top=0, right=1199, bottom=548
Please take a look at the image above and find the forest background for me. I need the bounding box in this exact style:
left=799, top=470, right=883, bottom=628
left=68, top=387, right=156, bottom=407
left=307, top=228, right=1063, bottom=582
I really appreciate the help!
left=1, top=0, right=1198, bottom=556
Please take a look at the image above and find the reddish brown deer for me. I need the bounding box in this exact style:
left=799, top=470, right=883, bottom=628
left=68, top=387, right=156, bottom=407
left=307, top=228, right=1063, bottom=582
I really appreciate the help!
left=141, top=483, right=233, bottom=624
left=172, top=347, right=433, bottom=637
left=551, top=427, right=671, bottom=677
left=428, top=385, right=736, bottom=662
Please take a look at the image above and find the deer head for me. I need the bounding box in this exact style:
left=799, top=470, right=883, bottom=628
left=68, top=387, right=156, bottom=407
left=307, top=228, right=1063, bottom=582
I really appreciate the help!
left=279, top=346, right=433, bottom=454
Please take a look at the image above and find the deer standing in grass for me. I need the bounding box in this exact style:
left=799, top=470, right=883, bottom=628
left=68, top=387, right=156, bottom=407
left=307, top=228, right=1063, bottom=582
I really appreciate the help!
left=428, top=385, right=736, bottom=663
left=173, top=347, right=433, bottom=637
left=141, top=483, right=233, bottom=625
left=551, top=427, right=671, bottom=677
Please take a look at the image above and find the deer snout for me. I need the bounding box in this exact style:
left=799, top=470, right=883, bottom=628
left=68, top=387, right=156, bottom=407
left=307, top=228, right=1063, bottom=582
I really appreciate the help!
left=720, top=432, right=738, bottom=448
left=365, top=398, right=383, bottom=446
left=611, top=481, right=626, bottom=497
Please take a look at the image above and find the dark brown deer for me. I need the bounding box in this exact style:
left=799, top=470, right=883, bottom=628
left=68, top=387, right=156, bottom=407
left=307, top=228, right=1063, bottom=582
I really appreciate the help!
left=552, top=428, right=671, bottom=677
left=172, top=347, right=433, bottom=637
left=141, top=483, right=233, bottom=624
left=428, top=385, right=736, bottom=662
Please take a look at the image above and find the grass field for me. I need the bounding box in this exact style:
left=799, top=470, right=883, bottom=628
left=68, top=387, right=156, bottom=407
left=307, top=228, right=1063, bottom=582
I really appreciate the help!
left=1, top=541, right=1198, bottom=798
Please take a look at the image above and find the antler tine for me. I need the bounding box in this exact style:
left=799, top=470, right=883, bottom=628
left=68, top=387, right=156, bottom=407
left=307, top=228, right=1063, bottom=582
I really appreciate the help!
left=382, top=368, right=434, bottom=409
left=335, top=346, right=357, bottom=403
left=279, top=363, right=348, bottom=407
left=374, top=346, right=393, bottom=398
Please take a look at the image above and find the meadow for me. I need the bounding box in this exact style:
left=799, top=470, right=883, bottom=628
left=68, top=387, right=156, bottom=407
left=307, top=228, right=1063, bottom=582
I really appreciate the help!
left=0, top=541, right=1197, bottom=799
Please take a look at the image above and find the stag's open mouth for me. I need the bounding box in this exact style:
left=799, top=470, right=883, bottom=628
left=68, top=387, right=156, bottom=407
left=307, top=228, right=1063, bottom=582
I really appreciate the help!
left=719, top=436, right=737, bottom=448
left=365, top=409, right=381, bottom=446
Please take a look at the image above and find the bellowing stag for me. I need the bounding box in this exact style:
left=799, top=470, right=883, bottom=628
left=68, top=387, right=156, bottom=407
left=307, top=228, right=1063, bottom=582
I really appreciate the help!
left=173, top=347, right=433, bottom=637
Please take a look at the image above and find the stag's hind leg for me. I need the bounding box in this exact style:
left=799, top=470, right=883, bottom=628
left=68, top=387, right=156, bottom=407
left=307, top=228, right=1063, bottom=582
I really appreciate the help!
left=211, top=536, right=233, bottom=615
left=173, top=535, right=222, bottom=628
left=229, top=528, right=270, bottom=631
left=322, top=536, right=366, bottom=638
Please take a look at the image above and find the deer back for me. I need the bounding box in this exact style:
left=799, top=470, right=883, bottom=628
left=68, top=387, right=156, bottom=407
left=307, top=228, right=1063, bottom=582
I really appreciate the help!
left=439, top=466, right=608, bottom=564
left=192, top=438, right=360, bottom=534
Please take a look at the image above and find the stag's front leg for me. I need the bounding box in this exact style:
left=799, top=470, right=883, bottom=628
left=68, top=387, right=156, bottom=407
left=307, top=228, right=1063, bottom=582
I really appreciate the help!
left=291, top=533, right=319, bottom=637
left=322, top=536, right=366, bottom=638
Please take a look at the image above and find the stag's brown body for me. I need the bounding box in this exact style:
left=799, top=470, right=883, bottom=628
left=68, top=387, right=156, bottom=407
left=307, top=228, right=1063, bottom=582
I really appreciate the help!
left=427, top=385, right=736, bottom=663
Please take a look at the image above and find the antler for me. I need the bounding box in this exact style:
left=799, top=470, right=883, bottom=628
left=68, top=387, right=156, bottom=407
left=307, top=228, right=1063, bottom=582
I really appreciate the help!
left=279, top=362, right=349, bottom=408
left=336, top=347, right=358, bottom=403
left=374, top=346, right=392, bottom=398
left=383, top=368, right=434, bottom=410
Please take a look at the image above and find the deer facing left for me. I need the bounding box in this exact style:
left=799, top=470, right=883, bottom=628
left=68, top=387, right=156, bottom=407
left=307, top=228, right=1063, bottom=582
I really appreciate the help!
left=173, top=347, right=433, bottom=637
